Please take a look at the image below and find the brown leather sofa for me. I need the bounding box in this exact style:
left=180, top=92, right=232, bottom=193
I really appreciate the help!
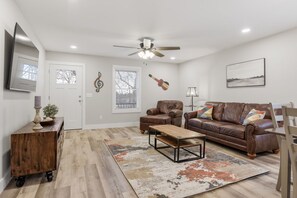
left=140, top=100, right=183, bottom=133
left=184, top=102, right=279, bottom=159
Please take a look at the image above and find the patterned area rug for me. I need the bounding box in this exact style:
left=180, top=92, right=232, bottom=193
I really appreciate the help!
left=104, top=137, right=268, bottom=198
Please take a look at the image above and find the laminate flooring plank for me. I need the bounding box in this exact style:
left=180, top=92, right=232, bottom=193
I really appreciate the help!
left=95, top=133, right=138, bottom=198
left=93, top=141, right=125, bottom=198
left=0, top=180, right=22, bottom=198
left=35, top=182, right=54, bottom=198
left=105, top=129, right=115, bottom=139
left=84, top=164, right=106, bottom=198
left=52, top=186, right=71, bottom=198
left=88, top=137, right=101, bottom=152
left=54, top=139, right=74, bottom=189
left=69, top=175, right=89, bottom=198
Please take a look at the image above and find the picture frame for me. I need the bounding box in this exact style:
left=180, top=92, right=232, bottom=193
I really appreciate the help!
left=226, top=58, right=266, bottom=88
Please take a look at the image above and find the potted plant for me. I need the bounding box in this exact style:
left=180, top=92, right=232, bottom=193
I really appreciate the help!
left=43, top=104, right=59, bottom=119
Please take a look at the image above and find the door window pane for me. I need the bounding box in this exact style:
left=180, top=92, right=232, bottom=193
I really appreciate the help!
left=56, top=69, right=77, bottom=84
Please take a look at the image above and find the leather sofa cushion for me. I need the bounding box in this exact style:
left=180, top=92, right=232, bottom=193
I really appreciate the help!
left=219, top=124, right=245, bottom=139
left=206, top=102, right=225, bottom=121
left=240, top=103, right=271, bottom=123
left=140, top=114, right=171, bottom=124
left=188, top=118, right=210, bottom=128
left=222, top=103, right=245, bottom=124
left=157, top=100, right=183, bottom=114
left=202, top=120, right=230, bottom=133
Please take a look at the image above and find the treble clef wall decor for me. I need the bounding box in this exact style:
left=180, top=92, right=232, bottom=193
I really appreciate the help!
left=94, top=72, right=104, bottom=92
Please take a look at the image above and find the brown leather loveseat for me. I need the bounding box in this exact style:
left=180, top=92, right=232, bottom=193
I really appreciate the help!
left=184, top=102, right=279, bottom=159
left=140, top=100, right=183, bottom=133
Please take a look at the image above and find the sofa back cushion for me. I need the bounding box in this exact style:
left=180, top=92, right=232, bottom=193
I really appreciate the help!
left=222, top=102, right=245, bottom=124
left=157, top=100, right=183, bottom=114
left=206, top=102, right=225, bottom=121
left=240, top=103, right=271, bottom=123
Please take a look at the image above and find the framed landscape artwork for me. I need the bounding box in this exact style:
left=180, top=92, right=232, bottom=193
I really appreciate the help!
left=226, top=58, right=266, bottom=88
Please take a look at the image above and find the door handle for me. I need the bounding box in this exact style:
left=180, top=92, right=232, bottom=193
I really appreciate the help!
left=78, top=100, right=82, bottom=102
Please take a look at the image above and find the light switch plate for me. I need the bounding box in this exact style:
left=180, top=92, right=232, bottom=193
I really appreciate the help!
left=86, top=93, right=93, bottom=97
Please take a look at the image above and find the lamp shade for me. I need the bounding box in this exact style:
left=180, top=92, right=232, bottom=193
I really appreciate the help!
left=186, top=87, right=198, bottom=97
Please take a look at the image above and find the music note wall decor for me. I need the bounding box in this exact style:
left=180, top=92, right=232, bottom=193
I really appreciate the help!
left=94, top=72, right=104, bottom=92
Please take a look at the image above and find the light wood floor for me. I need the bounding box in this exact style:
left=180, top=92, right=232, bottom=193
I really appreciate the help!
left=0, top=127, right=284, bottom=198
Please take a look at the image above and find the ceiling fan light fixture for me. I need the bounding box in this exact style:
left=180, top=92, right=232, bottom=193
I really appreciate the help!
left=138, top=50, right=154, bottom=59
left=149, top=51, right=155, bottom=58
left=114, top=38, right=179, bottom=59
left=138, top=51, right=145, bottom=58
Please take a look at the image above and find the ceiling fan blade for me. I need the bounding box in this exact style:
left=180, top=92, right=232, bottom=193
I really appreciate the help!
left=128, top=51, right=142, bottom=56
left=156, top=47, right=180, bottom=50
left=113, top=45, right=140, bottom=49
left=152, top=50, right=165, bottom=57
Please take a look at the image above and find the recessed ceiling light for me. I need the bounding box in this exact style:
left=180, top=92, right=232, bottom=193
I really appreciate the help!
left=241, top=28, right=251, bottom=34
left=170, top=57, right=176, bottom=60
left=70, top=45, right=77, bottom=49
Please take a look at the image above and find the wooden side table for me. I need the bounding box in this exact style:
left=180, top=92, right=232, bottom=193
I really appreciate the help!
left=10, top=117, right=64, bottom=187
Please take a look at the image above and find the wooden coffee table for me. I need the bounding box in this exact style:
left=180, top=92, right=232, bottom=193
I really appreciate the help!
left=149, top=125, right=206, bottom=163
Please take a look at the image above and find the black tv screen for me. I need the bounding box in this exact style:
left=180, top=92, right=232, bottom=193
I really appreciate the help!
left=7, top=23, right=39, bottom=92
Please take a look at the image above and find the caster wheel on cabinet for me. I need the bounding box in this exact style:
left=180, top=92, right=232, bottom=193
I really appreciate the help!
left=15, top=176, right=25, bottom=187
left=46, top=171, right=53, bottom=182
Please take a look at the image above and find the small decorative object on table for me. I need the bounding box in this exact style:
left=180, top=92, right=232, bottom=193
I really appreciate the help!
left=43, top=104, right=59, bottom=119
left=33, top=96, right=43, bottom=130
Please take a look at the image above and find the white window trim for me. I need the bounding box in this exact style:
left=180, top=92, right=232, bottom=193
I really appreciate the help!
left=112, top=65, right=141, bottom=114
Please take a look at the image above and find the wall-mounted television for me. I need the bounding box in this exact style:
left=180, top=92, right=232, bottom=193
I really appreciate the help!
left=7, top=23, right=39, bottom=92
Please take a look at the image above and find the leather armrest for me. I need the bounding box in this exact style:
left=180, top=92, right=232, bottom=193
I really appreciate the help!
left=245, top=119, right=273, bottom=135
left=146, top=108, right=160, bottom=115
left=184, top=111, right=197, bottom=129
left=168, top=109, right=183, bottom=118
left=184, top=111, right=197, bottom=120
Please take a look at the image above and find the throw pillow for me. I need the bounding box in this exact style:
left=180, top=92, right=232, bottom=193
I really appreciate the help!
left=197, top=105, right=213, bottom=120
left=242, top=109, right=266, bottom=125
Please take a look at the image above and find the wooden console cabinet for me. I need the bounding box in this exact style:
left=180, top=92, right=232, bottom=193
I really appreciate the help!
left=10, top=117, right=64, bottom=187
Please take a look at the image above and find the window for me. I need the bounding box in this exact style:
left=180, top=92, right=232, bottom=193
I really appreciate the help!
left=112, top=65, right=141, bottom=113
left=56, top=69, right=77, bottom=84
left=20, top=64, right=38, bottom=81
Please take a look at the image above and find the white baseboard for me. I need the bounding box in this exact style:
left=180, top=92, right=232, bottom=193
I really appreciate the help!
left=84, top=121, right=139, bottom=130
left=0, top=169, right=11, bottom=193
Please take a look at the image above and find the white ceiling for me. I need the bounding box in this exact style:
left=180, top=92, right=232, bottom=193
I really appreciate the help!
left=15, top=0, right=297, bottom=63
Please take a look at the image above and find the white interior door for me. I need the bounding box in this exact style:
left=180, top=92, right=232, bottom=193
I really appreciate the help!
left=49, top=63, right=83, bottom=130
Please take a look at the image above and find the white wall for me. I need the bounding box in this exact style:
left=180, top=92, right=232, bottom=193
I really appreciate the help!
left=46, top=52, right=180, bottom=128
left=179, top=27, right=297, bottom=107
left=0, top=0, right=45, bottom=192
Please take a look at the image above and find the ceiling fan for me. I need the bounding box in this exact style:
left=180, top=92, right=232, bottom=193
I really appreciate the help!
left=113, top=37, right=180, bottom=59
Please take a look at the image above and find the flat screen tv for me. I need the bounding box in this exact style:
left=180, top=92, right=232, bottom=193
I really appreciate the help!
left=7, top=23, right=39, bottom=92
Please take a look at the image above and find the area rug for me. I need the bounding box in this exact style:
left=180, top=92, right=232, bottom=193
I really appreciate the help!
left=104, top=137, right=268, bottom=198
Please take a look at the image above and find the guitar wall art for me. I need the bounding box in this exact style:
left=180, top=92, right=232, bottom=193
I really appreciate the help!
left=148, top=74, right=169, bottom=91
